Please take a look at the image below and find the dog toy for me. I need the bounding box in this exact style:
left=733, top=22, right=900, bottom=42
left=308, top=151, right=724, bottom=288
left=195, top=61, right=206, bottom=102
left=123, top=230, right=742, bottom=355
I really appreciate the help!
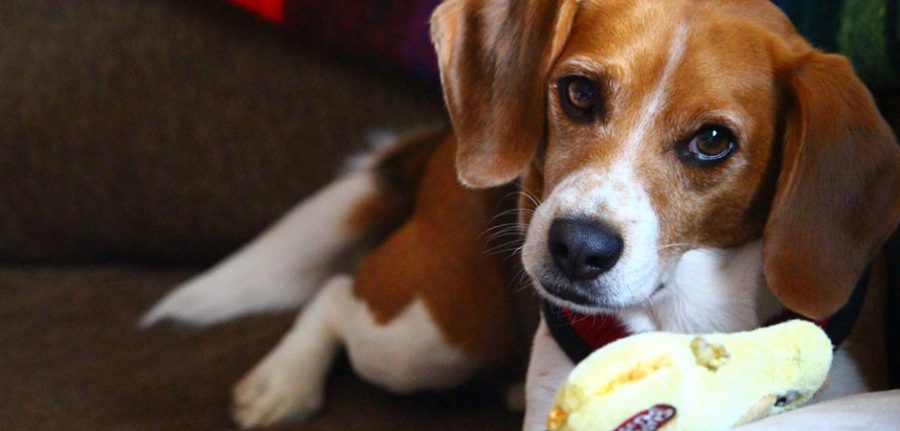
left=547, top=320, right=832, bottom=431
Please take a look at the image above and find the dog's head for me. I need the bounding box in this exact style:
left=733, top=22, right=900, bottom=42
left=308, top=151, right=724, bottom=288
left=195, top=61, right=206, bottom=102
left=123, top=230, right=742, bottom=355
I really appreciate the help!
left=432, top=0, right=900, bottom=319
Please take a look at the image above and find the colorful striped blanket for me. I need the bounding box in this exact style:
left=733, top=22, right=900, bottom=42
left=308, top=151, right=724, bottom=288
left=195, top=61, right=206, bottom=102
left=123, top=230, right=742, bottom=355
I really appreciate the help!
left=228, top=0, right=898, bottom=88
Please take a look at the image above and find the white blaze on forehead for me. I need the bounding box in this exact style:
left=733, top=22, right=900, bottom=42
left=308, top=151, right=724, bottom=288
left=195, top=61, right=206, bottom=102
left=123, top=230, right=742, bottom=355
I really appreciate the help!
left=623, top=23, right=691, bottom=156
left=523, top=23, right=696, bottom=309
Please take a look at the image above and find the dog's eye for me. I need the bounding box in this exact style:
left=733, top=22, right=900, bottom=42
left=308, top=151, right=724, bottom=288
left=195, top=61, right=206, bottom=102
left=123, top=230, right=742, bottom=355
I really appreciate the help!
left=679, top=126, right=737, bottom=165
left=558, top=76, right=602, bottom=122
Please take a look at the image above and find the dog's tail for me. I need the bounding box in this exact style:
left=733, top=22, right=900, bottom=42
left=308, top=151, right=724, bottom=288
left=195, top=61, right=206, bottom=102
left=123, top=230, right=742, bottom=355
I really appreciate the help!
left=140, top=127, right=447, bottom=327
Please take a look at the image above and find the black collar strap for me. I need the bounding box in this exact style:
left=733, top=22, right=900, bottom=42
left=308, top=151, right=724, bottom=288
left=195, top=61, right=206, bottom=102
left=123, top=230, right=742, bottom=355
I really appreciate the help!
left=773, top=265, right=871, bottom=352
left=544, top=266, right=871, bottom=364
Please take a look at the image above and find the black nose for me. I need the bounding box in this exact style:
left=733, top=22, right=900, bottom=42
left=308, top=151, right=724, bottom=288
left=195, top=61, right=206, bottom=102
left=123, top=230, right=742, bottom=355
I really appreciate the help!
left=548, top=218, right=624, bottom=282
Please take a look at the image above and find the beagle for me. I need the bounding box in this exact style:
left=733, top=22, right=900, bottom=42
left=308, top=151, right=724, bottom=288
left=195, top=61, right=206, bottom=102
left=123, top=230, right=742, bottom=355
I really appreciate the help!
left=143, top=0, right=900, bottom=429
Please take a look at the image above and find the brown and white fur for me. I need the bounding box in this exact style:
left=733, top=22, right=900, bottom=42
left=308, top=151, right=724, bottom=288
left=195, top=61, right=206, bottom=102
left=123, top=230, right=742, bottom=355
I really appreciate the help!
left=142, top=130, right=532, bottom=428
left=143, top=0, right=900, bottom=429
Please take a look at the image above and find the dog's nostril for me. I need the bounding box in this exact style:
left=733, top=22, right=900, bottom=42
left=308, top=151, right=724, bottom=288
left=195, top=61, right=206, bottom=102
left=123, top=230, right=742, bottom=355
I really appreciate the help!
left=547, top=218, right=624, bottom=282
left=584, top=255, right=603, bottom=269
left=549, top=241, right=569, bottom=260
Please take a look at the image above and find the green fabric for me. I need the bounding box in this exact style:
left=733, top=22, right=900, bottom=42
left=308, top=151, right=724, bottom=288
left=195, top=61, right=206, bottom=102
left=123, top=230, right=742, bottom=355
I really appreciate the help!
left=777, top=0, right=899, bottom=89
left=837, top=0, right=897, bottom=89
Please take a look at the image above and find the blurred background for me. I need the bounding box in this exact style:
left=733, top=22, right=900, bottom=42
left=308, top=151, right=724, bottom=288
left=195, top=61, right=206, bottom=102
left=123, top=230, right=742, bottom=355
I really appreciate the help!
left=0, top=0, right=897, bottom=430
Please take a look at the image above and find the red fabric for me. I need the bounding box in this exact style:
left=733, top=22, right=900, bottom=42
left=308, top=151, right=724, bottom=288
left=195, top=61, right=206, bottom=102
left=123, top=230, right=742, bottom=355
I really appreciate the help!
left=565, top=307, right=831, bottom=354
left=562, top=309, right=629, bottom=352
left=613, top=404, right=677, bottom=431
left=228, top=0, right=285, bottom=24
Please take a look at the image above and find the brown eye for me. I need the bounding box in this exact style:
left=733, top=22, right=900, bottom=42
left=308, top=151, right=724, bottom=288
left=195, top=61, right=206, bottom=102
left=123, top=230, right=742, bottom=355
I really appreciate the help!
left=557, top=75, right=602, bottom=122
left=568, top=78, right=597, bottom=110
left=678, top=126, right=737, bottom=165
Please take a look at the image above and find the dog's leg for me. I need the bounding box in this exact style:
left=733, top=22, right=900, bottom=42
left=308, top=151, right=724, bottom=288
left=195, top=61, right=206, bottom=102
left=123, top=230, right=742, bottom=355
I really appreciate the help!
left=231, top=275, right=353, bottom=429
left=140, top=169, right=381, bottom=327
left=523, top=320, right=575, bottom=431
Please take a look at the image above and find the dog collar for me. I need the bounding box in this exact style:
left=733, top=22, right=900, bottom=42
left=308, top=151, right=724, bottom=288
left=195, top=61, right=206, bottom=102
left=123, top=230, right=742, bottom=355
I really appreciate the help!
left=543, top=266, right=871, bottom=364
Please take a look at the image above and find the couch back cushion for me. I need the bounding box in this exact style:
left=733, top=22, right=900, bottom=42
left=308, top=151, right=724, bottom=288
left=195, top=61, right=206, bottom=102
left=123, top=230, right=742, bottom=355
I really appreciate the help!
left=0, top=0, right=443, bottom=264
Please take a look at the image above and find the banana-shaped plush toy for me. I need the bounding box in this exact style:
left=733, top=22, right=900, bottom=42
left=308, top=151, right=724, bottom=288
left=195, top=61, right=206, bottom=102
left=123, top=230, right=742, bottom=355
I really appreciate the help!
left=548, top=320, right=832, bottom=431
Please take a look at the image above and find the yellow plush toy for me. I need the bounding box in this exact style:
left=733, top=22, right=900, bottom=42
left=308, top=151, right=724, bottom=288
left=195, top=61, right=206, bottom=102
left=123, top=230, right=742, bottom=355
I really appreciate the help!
left=547, top=320, right=832, bottom=431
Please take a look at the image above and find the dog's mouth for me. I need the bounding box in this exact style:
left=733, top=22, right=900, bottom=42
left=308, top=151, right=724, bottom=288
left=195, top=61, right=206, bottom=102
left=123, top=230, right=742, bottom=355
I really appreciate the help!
left=541, top=282, right=594, bottom=304
left=535, top=277, right=666, bottom=314
left=536, top=280, right=615, bottom=313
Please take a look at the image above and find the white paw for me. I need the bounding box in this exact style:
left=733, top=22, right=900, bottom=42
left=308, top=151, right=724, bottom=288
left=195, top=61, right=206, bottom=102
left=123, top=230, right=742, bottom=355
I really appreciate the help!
left=231, top=360, right=325, bottom=429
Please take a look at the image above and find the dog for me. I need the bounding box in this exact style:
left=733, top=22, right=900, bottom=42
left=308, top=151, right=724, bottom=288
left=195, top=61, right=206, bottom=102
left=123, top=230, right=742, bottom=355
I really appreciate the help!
left=142, top=0, right=900, bottom=429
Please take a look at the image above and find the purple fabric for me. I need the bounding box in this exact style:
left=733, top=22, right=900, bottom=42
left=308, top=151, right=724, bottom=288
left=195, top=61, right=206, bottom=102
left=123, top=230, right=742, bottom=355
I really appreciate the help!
left=283, top=0, right=441, bottom=82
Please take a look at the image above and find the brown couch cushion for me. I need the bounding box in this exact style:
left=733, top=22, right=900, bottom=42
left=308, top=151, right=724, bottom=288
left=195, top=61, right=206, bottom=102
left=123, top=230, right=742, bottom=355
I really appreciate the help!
left=0, top=0, right=444, bottom=265
left=0, top=267, right=520, bottom=430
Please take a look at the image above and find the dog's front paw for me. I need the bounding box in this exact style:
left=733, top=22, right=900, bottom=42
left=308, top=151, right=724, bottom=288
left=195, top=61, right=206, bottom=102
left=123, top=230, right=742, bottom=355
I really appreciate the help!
left=231, top=359, right=325, bottom=429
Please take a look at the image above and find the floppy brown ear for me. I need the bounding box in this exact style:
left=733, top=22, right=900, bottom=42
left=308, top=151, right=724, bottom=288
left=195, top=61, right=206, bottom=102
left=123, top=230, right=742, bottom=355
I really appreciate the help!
left=763, top=51, right=900, bottom=320
left=430, top=0, right=579, bottom=188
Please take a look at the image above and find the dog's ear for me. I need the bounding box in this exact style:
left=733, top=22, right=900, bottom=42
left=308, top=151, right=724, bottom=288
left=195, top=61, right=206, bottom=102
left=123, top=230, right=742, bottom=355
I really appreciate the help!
left=763, top=50, right=900, bottom=320
left=430, top=0, right=579, bottom=188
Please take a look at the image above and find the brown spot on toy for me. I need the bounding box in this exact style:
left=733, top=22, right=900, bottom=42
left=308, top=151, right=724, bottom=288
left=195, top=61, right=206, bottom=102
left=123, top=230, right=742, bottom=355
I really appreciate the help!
left=690, top=336, right=730, bottom=371
left=547, top=407, right=569, bottom=431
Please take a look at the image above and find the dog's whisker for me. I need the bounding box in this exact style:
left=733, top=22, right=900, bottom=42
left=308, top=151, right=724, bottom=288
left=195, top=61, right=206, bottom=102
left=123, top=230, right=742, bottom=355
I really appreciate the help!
left=485, top=239, right=527, bottom=256
left=491, top=232, right=524, bottom=242
left=480, top=224, right=526, bottom=240
left=482, top=222, right=526, bottom=235
left=487, top=248, right=524, bottom=259
left=490, top=207, right=535, bottom=220
left=517, top=190, right=542, bottom=209
left=484, top=234, right=525, bottom=246
left=501, top=246, right=526, bottom=263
